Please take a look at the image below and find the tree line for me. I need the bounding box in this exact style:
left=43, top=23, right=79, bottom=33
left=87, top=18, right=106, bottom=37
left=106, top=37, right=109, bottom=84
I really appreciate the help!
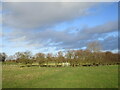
left=0, top=41, right=120, bottom=67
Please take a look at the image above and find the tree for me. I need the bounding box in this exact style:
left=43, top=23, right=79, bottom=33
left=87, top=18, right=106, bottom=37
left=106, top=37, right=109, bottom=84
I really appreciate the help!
left=22, top=51, right=33, bottom=65
left=14, top=52, right=22, bottom=63
left=57, top=51, right=64, bottom=64
left=35, top=53, right=45, bottom=67
left=87, top=41, right=102, bottom=52
left=65, top=50, right=76, bottom=67
left=14, top=51, right=32, bottom=65
left=0, top=52, right=7, bottom=62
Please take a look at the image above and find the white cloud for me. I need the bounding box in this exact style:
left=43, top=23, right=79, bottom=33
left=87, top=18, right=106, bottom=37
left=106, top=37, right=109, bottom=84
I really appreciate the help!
left=5, top=20, right=118, bottom=51
left=3, top=2, right=118, bottom=52
left=3, top=2, right=98, bottom=29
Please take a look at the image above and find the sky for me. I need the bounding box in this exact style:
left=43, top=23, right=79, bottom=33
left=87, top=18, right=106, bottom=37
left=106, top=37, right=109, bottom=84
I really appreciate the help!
left=0, top=2, right=118, bottom=56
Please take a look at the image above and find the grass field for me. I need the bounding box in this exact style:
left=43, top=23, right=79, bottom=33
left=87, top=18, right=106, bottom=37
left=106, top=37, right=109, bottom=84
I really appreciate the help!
left=2, top=65, right=118, bottom=88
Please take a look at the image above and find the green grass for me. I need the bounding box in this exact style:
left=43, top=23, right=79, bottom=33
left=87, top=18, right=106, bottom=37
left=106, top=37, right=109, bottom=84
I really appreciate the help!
left=2, top=65, right=118, bottom=88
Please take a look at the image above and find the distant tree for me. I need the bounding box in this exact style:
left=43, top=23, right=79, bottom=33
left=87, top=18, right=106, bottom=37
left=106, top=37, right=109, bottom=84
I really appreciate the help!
left=35, top=53, right=45, bottom=67
left=57, top=51, right=64, bottom=63
left=87, top=41, right=102, bottom=52
left=65, top=50, right=76, bottom=67
left=14, top=51, right=33, bottom=65
left=86, top=41, right=102, bottom=65
left=23, top=51, right=33, bottom=65
left=14, top=52, right=23, bottom=63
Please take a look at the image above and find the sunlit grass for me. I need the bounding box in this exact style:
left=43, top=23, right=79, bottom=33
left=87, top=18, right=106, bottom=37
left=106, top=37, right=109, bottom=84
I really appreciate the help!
left=2, top=65, right=118, bottom=88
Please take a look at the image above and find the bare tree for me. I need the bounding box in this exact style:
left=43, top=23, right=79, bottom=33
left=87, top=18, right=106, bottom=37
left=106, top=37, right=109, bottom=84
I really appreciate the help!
left=87, top=41, right=102, bottom=52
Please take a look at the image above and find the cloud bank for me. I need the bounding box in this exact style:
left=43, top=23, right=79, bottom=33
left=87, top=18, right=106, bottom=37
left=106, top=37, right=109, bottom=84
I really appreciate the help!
left=2, top=2, right=118, bottom=53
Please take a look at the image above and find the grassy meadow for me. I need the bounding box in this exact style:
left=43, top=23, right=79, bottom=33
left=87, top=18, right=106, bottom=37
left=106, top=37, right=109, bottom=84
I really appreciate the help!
left=2, top=65, right=118, bottom=88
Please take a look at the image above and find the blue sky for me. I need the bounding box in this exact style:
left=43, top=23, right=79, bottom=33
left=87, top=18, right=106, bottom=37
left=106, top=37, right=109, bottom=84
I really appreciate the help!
left=1, top=2, right=118, bottom=56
